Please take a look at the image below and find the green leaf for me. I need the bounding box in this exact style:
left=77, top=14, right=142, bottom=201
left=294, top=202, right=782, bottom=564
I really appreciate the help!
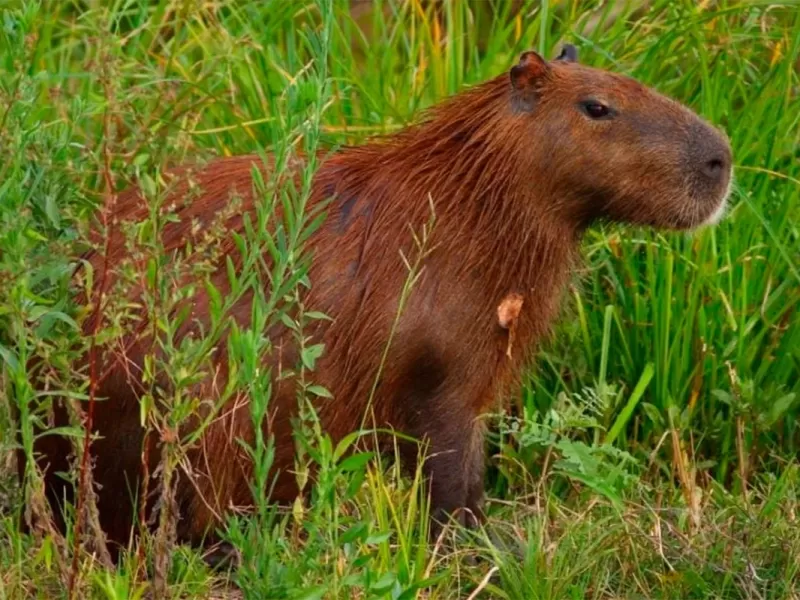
left=344, top=465, right=366, bottom=500
left=0, top=343, right=20, bottom=371
left=640, top=402, right=663, bottom=427
left=340, top=521, right=368, bottom=544
left=369, top=571, right=397, bottom=592
left=333, top=430, right=362, bottom=462
left=395, top=574, right=450, bottom=600
left=306, top=384, right=333, bottom=399
left=304, top=310, right=332, bottom=321
left=338, top=451, right=374, bottom=473
left=292, top=586, right=327, bottom=600
left=364, top=530, right=391, bottom=545
left=205, top=278, right=222, bottom=320
left=767, top=393, right=796, bottom=426
left=605, top=363, right=654, bottom=445
left=300, top=343, right=325, bottom=370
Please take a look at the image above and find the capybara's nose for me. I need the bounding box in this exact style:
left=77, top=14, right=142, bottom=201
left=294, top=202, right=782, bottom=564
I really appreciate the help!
left=702, top=155, right=727, bottom=181
left=689, top=123, right=732, bottom=189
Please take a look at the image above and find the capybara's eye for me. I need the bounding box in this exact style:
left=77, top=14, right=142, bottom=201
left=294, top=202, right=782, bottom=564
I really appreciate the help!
left=581, top=101, right=611, bottom=120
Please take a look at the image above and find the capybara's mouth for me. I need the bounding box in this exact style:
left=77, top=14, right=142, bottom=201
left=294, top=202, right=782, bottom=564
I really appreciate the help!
left=703, top=170, right=734, bottom=226
left=693, top=162, right=734, bottom=228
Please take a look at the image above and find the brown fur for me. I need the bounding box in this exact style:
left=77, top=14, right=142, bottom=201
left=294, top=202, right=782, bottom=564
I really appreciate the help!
left=23, top=47, right=732, bottom=556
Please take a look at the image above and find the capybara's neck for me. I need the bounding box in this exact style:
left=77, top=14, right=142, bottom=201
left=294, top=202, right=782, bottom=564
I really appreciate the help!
left=315, top=76, right=581, bottom=299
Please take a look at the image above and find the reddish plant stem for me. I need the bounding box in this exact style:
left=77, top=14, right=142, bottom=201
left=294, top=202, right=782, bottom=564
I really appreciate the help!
left=136, top=430, right=152, bottom=575
left=67, top=86, right=117, bottom=599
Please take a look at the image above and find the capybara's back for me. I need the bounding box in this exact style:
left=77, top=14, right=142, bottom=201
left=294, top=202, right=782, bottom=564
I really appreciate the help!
left=25, top=45, right=732, bottom=556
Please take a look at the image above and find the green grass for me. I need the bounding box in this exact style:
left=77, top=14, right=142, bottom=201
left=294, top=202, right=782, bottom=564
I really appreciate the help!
left=1, top=0, right=798, bottom=598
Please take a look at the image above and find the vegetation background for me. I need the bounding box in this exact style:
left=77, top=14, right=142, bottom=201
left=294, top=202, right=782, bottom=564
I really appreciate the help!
left=0, top=0, right=798, bottom=598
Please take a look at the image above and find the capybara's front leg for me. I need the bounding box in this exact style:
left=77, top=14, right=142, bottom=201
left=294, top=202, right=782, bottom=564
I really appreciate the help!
left=420, top=414, right=486, bottom=540
left=463, top=420, right=487, bottom=529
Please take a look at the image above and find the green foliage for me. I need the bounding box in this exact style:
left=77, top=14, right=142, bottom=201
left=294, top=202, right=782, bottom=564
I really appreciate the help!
left=0, top=0, right=798, bottom=598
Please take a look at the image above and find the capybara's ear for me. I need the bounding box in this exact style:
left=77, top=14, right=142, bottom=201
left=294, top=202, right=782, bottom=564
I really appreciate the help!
left=509, top=51, right=550, bottom=112
left=554, top=43, right=578, bottom=63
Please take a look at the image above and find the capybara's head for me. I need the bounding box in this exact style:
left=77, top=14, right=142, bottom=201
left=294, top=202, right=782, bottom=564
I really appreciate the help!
left=508, top=45, right=732, bottom=229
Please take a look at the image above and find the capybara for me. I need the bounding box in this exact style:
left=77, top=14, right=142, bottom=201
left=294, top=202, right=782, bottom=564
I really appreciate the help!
left=22, top=45, right=732, bottom=556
